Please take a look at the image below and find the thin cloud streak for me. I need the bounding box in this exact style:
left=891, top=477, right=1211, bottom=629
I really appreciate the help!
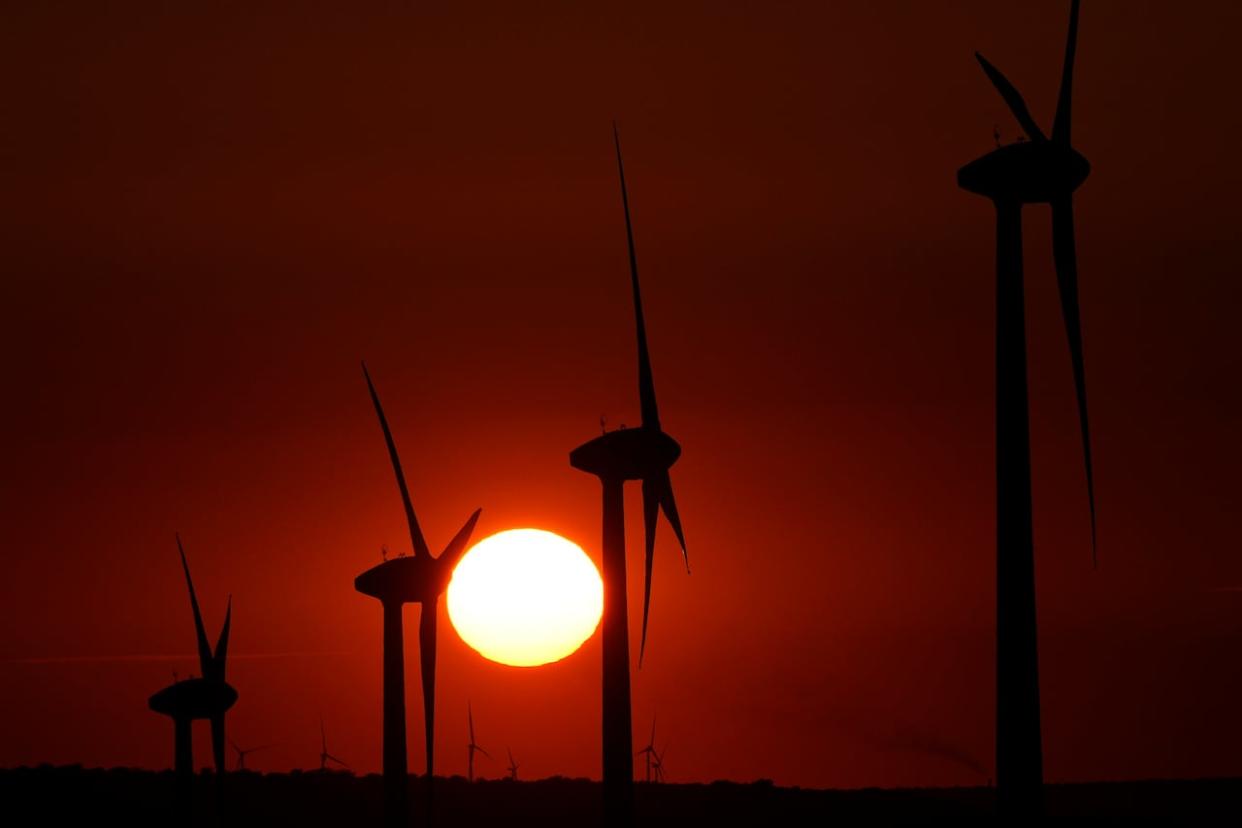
left=8, top=651, right=355, bottom=665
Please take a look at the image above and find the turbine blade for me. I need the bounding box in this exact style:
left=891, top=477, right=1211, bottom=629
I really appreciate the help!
left=420, top=599, right=438, bottom=779
left=362, top=362, right=430, bottom=558
left=638, top=472, right=690, bottom=667
left=327, top=753, right=349, bottom=768
left=1052, top=0, right=1081, bottom=145
left=437, top=508, right=483, bottom=569
left=974, top=53, right=1047, bottom=143
left=211, top=715, right=226, bottom=777
left=1052, top=196, right=1098, bottom=565
left=478, top=746, right=491, bottom=759
left=176, top=535, right=214, bottom=678
left=639, top=476, right=659, bottom=668
left=657, top=474, right=689, bottom=574
left=212, top=595, right=232, bottom=682
left=650, top=715, right=657, bottom=747
left=613, top=123, right=661, bottom=430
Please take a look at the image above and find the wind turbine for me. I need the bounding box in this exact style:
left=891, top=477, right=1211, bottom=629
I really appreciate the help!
left=148, top=535, right=236, bottom=801
left=467, top=702, right=490, bottom=783
left=651, top=745, right=666, bottom=784
left=569, top=125, right=690, bottom=828
left=635, top=716, right=657, bottom=784
left=957, top=0, right=1097, bottom=817
left=229, top=740, right=271, bottom=771
left=319, top=719, right=349, bottom=771
left=506, top=748, right=519, bottom=782
left=353, top=362, right=482, bottom=825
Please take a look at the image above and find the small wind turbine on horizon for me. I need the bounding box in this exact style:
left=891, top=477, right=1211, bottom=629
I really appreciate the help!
left=354, top=362, right=482, bottom=825
left=467, top=702, right=490, bottom=783
left=506, top=748, right=519, bottom=782
left=957, top=0, right=1098, bottom=818
left=229, top=739, right=271, bottom=771
left=318, top=719, right=349, bottom=772
left=148, top=535, right=236, bottom=801
left=651, top=745, right=667, bottom=784
left=569, top=124, right=691, bottom=828
left=635, top=716, right=657, bottom=784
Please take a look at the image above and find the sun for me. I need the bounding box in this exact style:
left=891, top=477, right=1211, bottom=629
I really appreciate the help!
left=447, top=528, right=603, bottom=667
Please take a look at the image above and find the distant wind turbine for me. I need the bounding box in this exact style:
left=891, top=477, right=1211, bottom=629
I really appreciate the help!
left=635, top=716, right=657, bottom=783
left=957, top=0, right=1098, bottom=818
left=148, top=535, right=236, bottom=801
left=506, top=748, right=519, bottom=781
left=651, top=745, right=667, bottom=784
left=229, top=739, right=271, bottom=771
left=467, top=702, right=490, bottom=783
left=319, top=719, right=349, bottom=771
left=353, top=363, right=482, bottom=825
left=569, top=124, right=691, bottom=828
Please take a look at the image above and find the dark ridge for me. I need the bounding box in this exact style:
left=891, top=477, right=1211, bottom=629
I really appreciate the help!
left=2, top=766, right=1239, bottom=827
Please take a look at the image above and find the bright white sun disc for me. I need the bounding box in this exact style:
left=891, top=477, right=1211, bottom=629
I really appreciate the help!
left=447, top=528, right=603, bottom=667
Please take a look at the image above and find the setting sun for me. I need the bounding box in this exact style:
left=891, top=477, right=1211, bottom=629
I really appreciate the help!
left=447, top=529, right=603, bottom=667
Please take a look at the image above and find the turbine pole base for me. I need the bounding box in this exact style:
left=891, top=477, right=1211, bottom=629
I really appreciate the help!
left=994, top=200, right=1044, bottom=818
left=600, top=475, right=635, bottom=828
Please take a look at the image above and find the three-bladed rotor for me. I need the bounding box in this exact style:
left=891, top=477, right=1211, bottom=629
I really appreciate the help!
left=612, top=124, right=691, bottom=664
left=961, top=0, right=1097, bottom=565
left=178, top=533, right=231, bottom=682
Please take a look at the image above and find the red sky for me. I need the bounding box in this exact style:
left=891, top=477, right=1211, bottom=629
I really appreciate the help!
left=2, top=1, right=1241, bottom=788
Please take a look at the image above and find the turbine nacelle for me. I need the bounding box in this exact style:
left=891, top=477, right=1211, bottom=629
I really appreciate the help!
left=958, top=142, right=1089, bottom=205
left=149, top=678, right=238, bottom=720
left=355, top=554, right=454, bottom=606
left=570, top=426, right=681, bottom=482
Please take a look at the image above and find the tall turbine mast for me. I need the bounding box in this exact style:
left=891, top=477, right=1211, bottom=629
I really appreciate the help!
left=354, top=363, right=482, bottom=827
left=956, top=0, right=1098, bottom=817
left=570, top=126, right=692, bottom=827
left=148, top=536, right=238, bottom=806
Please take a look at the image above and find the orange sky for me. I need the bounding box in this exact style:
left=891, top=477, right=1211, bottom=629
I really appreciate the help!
left=2, top=1, right=1242, bottom=788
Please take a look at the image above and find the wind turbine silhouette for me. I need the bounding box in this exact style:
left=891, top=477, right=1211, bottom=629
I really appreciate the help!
left=569, top=125, right=690, bottom=828
left=229, top=740, right=271, bottom=771
left=957, top=0, right=1097, bottom=818
left=506, top=748, right=519, bottom=781
left=651, top=745, right=666, bottom=784
left=467, top=702, right=490, bottom=783
left=353, top=362, right=482, bottom=825
left=635, top=716, right=657, bottom=783
left=318, top=719, right=349, bottom=771
left=148, top=535, right=236, bottom=800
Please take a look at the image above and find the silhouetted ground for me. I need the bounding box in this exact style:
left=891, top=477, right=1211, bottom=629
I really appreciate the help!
left=3, top=765, right=1240, bottom=825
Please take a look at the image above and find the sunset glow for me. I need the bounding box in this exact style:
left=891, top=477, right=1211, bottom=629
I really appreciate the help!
left=447, top=529, right=603, bottom=667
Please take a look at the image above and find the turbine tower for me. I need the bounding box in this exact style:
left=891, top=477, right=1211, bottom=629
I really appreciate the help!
left=354, top=363, right=482, bottom=825
left=957, top=0, right=1097, bottom=817
left=569, top=125, right=690, bottom=828
left=148, top=535, right=237, bottom=801
left=319, top=719, right=349, bottom=771
left=467, top=702, right=490, bottom=783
